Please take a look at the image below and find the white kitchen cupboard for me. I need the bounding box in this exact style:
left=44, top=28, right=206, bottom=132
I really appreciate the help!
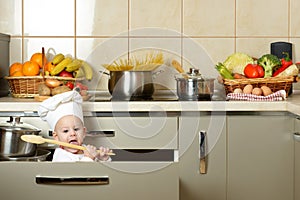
left=0, top=162, right=178, bottom=200
left=294, top=117, right=300, bottom=200
left=179, top=112, right=227, bottom=200
left=227, top=113, right=294, bottom=200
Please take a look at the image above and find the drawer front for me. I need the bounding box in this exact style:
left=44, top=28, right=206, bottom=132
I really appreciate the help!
left=0, top=162, right=178, bottom=200
left=84, top=117, right=178, bottom=149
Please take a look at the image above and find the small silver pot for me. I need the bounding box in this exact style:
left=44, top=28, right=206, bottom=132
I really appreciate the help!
left=0, top=116, right=41, bottom=158
left=175, top=68, right=215, bottom=101
left=100, top=70, right=162, bottom=100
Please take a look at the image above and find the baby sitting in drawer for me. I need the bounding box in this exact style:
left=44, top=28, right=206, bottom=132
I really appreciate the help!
left=38, top=90, right=112, bottom=162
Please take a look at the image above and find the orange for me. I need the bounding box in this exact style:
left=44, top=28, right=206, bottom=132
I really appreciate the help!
left=9, top=62, right=23, bottom=76
left=11, top=71, right=24, bottom=77
left=22, top=61, right=40, bottom=76
left=30, top=52, right=47, bottom=68
left=45, top=62, right=56, bottom=72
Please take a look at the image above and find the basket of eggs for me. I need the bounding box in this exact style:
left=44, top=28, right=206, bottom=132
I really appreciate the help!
left=5, top=49, right=92, bottom=98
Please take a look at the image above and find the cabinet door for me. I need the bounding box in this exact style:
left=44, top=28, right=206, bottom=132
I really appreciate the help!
left=228, top=114, right=294, bottom=200
left=179, top=113, right=227, bottom=200
left=84, top=116, right=177, bottom=149
left=0, top=162, right=178, bottom=200
left=294, top=117, right=300, bottom=200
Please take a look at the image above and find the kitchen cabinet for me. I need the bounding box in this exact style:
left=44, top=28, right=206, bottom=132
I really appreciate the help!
left=179, top=112, right=227, bottom=200
left=83, top=116, right=178, bottom=149
left=294, top=117, right=300, bottom=200
left=0, top=162, right=178, bottom=200
left=227, top=113, right=294, bottom=200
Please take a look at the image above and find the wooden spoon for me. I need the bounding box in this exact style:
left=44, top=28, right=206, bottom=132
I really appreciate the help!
left=21, top=135, right=115, bottom=156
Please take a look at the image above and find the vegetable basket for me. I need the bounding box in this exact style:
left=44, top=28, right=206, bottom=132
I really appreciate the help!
left=222, top=76, right=294, bottom=96
left=5, top=76, right=84, bottom=98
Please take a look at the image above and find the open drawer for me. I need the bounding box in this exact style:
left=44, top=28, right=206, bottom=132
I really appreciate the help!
left=0, top=161, right=178, bottom=200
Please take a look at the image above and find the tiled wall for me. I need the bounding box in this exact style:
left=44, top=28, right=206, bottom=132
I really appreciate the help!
left=0, top=0, right=299, bottom=90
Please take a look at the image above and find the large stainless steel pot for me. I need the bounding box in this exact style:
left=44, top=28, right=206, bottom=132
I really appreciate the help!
left=175, top=68, right=215, bottom=101
left=0, top=116, right=41, bottom=158
left=100, top=70, right=162, bottom=100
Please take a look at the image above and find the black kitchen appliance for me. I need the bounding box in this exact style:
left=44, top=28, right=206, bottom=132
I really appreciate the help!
left=271, top=41, right=294, bottom=95
left=0, top=33, right=10, bottom=97
left=271, top=42, right=293, bottom=60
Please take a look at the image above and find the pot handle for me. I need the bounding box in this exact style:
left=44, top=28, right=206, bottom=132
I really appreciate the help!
left=99, top=70, right=110, bottom=76
left=152, top=69, right=164, bottom=79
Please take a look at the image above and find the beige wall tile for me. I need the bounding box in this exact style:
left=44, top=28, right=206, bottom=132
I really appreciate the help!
left=236, top=0, right=288, bottom=36
left=0, top=0, right=22, bottom=36
left=236, top=38, right=289, bottom=59
left=130, top=0, right=181, bottom=34
left=192, top=38, right=235, bottom=64
left=183, top=38, right=219, bottom=78
left=291, top=38, right=300, bottom=61
left=291, top=0, right=300, bottom=36
left=183, top=0, right=235, bottom=36
left=23, top=38, right=74, bottom=61
left=77, top=38, right=128, bottom=90
left=24, top=0, right=74, bottom=36
left=76, top=0, right=128, bottom=36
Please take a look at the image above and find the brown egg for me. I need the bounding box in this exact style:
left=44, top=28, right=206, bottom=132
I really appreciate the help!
left=252, top=87, right=262, bottom=96
left=261, top=86, right=273, bottom=96
left=243, top=84, right=253, bottom=94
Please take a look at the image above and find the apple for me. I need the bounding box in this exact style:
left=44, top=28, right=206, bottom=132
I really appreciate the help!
left=59, top=70, right=73, bottom=78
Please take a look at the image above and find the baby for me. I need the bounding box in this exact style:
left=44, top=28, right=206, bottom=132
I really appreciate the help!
left=38, top=90, right=112, bottom=162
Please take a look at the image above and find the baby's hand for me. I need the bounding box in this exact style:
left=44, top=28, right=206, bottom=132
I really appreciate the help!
left=83, top=144, right=98, bottom=160
left=96, top=146, right=112, bottom=161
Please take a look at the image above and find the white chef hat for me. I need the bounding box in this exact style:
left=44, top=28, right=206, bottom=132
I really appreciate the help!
left=38, top=90, right=84, bottom=130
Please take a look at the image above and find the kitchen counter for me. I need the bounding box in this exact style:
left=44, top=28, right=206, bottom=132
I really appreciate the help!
left=0, top=90, right=300, bottom=115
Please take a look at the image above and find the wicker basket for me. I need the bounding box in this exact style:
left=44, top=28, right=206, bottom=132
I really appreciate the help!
left=223, top=76, right=294, bottom=96
left=5, top=76, right=84, bottom=98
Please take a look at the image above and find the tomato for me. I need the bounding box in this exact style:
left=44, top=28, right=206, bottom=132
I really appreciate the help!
left=244, top=64, right=264, bottom=78
left=65, top=81, right=74, bottom=90
left=59, top=70, right=73, bottom=78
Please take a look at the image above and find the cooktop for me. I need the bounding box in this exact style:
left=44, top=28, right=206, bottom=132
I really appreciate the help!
left=89, top=90, right=179, bottom=102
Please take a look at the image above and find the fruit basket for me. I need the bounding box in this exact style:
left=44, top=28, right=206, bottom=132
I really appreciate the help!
left=5, top=76, right=84, bottom=98
left=222, top=76, right=294, bottom=96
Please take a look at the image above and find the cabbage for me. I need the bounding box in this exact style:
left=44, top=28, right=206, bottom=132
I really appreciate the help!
left=223, top=52, right=254, bottom=74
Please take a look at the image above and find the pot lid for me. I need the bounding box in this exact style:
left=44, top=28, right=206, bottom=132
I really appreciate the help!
left=0, top=116, right=40, bottom=132
left=175, top=68, right=207, bottom=80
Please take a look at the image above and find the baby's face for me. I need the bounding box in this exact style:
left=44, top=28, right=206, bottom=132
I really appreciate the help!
left=53, top=115, right=86, bottom=153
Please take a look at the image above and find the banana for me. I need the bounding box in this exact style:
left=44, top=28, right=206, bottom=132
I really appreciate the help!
left=73, top=67, right=85, bottom=78
left=65, top=59, right=82, bottom=72
left=50, top=57, right=73, bottom=76
left=51, top=53, right=65, bottom=65
left=81, top=61, right=93, bottom=81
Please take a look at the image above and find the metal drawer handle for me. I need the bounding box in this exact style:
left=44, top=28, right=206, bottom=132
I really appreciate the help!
left=294, top=132, right=300, bottom=142
left=86, top=130, right=115, bottom=137
left=199, top=131, right=207, bottom=174
left=36, top=176, right=109, bottom=185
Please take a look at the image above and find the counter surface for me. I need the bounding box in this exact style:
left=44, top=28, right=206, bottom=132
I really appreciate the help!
left=1, top=90, right=300, bottom=115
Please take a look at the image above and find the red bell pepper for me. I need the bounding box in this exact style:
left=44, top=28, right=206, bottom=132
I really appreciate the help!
left=273, top=52, right=293, bottom=77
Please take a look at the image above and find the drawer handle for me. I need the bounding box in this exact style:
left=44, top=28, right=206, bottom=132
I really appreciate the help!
left=294, top=132, right=300, bottom=142
left=36, top=176, right=109, bottom=185
left=199, top=131, right=207, bottom=174
left=86, top=130, right=115, bottom=137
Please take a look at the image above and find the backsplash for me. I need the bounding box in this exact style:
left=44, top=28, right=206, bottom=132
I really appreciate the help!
left=0, top=0, right=299, bottom=90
